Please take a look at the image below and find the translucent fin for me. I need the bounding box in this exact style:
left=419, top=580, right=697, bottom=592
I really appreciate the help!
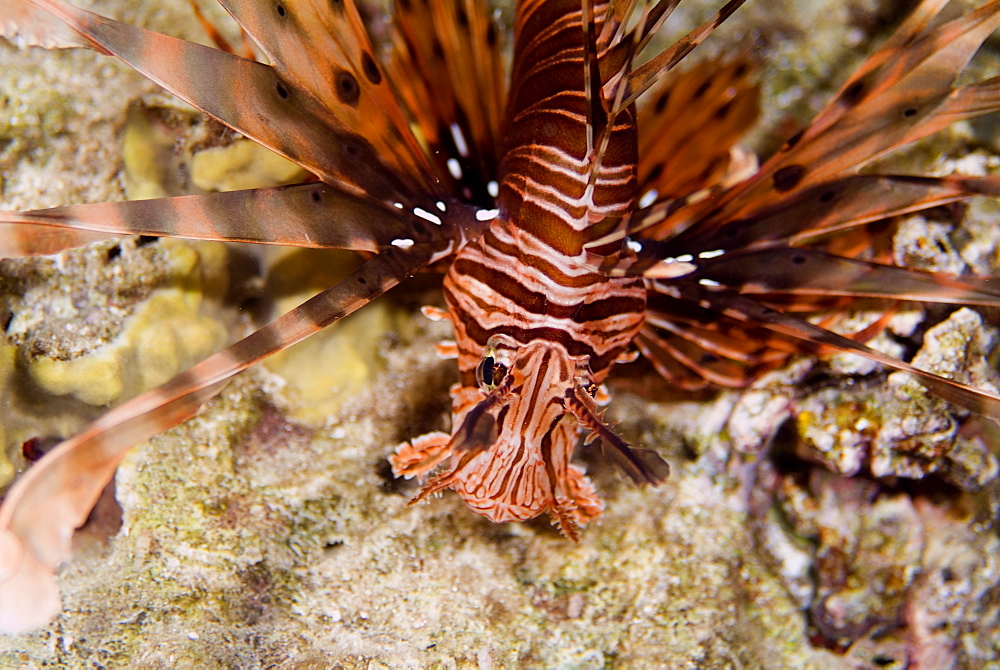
left=216, top=0, right=440, bottom=194
left=636, top=57, right=759, bottom=202
left=10, top=0, right=416, bottom=202
left=612, top=0, right=749, bottom=109
left=696, top=288, right=1000, bottom=417
left=0, top=244, right=447, bottom=633
left=388, top=0, right=507, bottom=203
left=0, top=184, right=476, bottom=257
left=692, top=248, right=1000, bottom=305
left=660, top=174, right=1000, bottom=254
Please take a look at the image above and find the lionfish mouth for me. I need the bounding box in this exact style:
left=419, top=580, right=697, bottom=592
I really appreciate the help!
left=399, top=355, right=670, bottom=525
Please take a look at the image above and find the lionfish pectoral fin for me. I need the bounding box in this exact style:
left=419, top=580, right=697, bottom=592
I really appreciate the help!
left=800, top=0, right=1000, bottom=166
left=607, top=173, right=1000, bottom=275
left=698, top=289, right=1000, bottom=419
left=626, top=0, right=1000, bottom=251
left=389, top=0, right=507, bottom=193
left=692, top=247, right=1000, bottom=306
left=0, top=246, right=436, bottom=634
left=660, top=174, right=1000, bottom=255
left=0, top=531, right=57, bottom=635
left=0, top=375, right=229, bottom=634
left=722, top=0, right=1000, bottom=216
left=12, top=0, right=414, bottom=200
left=0, top=182, right=444, bottom=257
left=390, top=431, right=452, bottom=480
left=0, top=0, right=91, bottom=49
left=0, top=223, right=116, bottom=258
left=637, top=57, right=761, bottom=203
left=216, top=0, right=441, bottom=192
left=905, top=75, right=1000, bottom=142
left=186, top=0, right=252, bottom=58
left=636, top=326, right=757, bottom=389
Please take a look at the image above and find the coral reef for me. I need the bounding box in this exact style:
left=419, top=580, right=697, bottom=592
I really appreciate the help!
left=0, top=0, right=998, bottom=667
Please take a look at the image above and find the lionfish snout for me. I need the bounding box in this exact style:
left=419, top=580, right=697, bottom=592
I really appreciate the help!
left=392, top=337, right=670, bottom=538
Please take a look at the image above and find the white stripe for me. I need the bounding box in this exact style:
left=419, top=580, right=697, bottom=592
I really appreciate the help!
left=450, top=124, right=469, bottom=158
left=519, top=175, right=631, bottom=217
left=413, top=207, right=443, bottom=225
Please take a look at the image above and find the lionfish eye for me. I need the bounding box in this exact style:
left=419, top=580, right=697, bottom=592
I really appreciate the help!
left=476, top=354, right=507, bottom=391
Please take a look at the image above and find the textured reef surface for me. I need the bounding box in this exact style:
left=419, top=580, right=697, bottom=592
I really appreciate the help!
left=1, top=0, right=999, bottom=667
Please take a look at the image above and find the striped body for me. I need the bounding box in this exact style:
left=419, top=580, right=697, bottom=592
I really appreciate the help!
left=394, top=0, right=650, bottom=536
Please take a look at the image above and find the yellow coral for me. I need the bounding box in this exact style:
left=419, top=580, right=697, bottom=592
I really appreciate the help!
left=191, top=139, right=308, bottom=192
left=262, top=248, right=408, bottom=425
left=27, top=241, right=229, bottom=406
left=266, top=301, right=400, bottom=425
left=122, top=102, right=181, bottom=201
left=0, top=345, right=16, bottom=487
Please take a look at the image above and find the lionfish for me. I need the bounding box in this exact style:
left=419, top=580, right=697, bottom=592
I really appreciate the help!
left=1, top=0, right=1000, bottom=633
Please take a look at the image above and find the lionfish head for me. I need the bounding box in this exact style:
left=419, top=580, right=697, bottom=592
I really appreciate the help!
left=393, top=335, right=670, bottom=539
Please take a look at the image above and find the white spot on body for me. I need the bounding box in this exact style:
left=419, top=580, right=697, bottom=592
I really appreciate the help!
left=450, top=123, right=470, bottom=157
left=391, top=238, right=415, bottom=248
left=638, top=189, right=658, bottom=208
left=475, top=208, right=500, bottom=221
left=698, top=249, right=725, bottom=259
left=487, top=180, right=499, bottom=198
left=413, top=207, right=443, bottom=225
left=626, top=239, right=642, bottom=253
left=698, top=278, right=721, bottom=287
left=447, top=158, right=463, bottom=179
